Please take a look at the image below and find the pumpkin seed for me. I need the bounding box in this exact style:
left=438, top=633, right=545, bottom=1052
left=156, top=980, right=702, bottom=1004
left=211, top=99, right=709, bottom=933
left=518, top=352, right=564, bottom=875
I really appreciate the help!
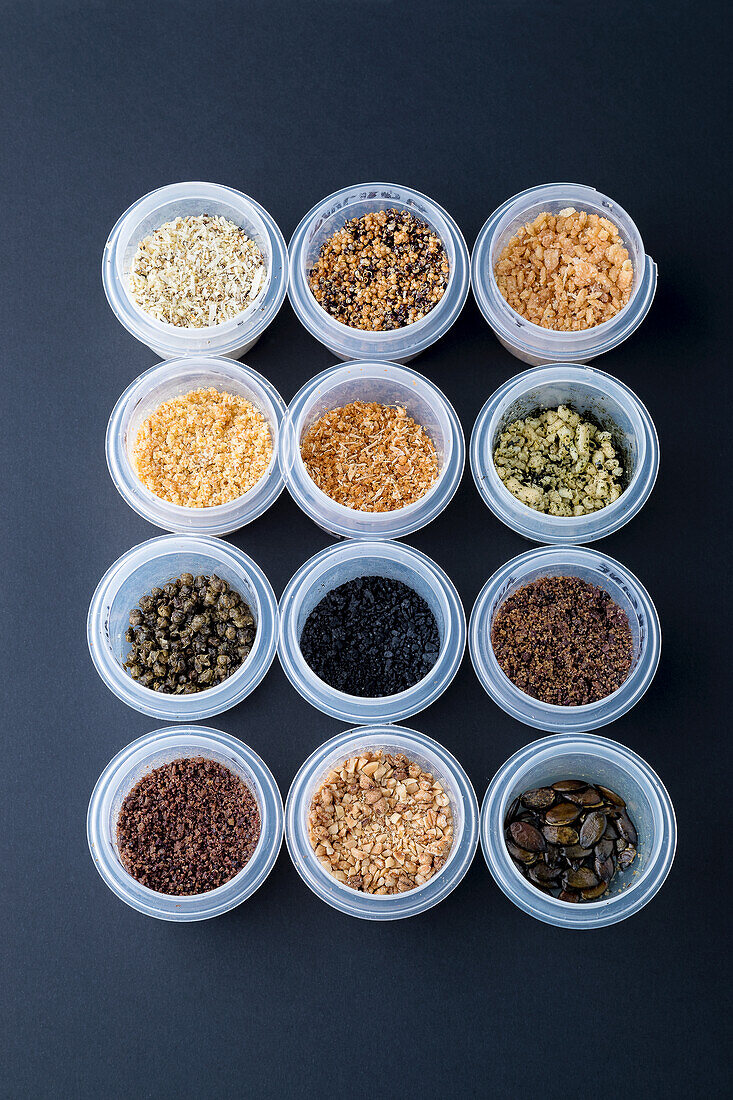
left=579, top=811, right=607, bottom=849
left=510, top=820, right=546, bottom=852
left=545, top=802, right=581, bottom=825
left=543, top=825, right=579, bottom=846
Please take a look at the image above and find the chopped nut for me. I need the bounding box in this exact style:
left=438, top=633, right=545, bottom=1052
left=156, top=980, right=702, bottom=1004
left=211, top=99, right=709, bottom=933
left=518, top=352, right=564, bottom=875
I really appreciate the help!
left=307, top=751, right=453, bottom=895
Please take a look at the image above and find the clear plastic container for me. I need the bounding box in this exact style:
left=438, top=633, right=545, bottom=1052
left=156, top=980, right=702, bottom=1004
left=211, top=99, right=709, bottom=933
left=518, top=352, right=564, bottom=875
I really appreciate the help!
left=280, top=360, right=464, bottom=540
left=470, top=363, right=659, bottom=544
left=285, top=725, right=479, bottom=920
left=469, top=546, right=660, bottom=732
left=106, top=356, right=286, bottom=536
left=102, top=182, right=288, bottom=359
left=87, top=725, right=283, bottom=921
left=288, top=182, right=470, bottom=362
left=278, top=541, right=465, bottom=724
left=471, top=183, right=657, bottom=365
left=87, top=534, right=278, bottom=720
left=481, top=732, right=676, bottom=928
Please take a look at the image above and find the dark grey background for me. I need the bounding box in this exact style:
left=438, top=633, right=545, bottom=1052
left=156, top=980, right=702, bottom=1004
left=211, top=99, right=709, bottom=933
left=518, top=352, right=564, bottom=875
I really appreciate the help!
left=2, top=0, right=729, bottom=1096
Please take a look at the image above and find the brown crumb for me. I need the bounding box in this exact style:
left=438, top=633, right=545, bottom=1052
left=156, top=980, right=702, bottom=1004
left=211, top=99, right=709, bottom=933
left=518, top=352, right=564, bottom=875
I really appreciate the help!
left=133, top=387, right=272, bottom=508
left=494, top=207, right=633, bottom=330
left=300, top=400, right=438, bottom=511
left=308, top=750, right=453, bottom=894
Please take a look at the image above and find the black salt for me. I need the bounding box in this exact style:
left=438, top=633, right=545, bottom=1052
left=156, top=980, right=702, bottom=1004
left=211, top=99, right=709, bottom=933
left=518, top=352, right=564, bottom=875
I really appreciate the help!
left=299, top=576, right=441, bottom=697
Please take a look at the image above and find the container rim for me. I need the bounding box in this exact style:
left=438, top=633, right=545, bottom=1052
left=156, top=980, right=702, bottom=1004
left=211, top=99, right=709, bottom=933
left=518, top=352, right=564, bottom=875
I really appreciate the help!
left=480, top=732, right=676, bottom=928
left=470, top=363, right=659, bottom=544
left=87, top=725, right=284, bottom=921
left=87, top=534, right=278, bottom=720
left=469, top=546, right=661, bottom=732
left=106, top=356, right=287, bottom=535
left=288, top=182, right=470, bottom=361
left=285, top=724, right=479, bottom=920
left=280, top=360, right=465, bottom=540
left=278, top=540, right=466, bottom=724
left=102, top=181, right=289, bottom=357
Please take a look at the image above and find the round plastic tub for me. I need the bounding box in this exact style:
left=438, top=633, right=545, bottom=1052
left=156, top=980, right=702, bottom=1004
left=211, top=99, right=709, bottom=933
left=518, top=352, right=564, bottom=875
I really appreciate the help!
left=88, top=534, right=278, bottom=721
left=278, top=541, right=465, bottom=724
left=481, top=732, right=676, bottom=928
left=107, top=356, right=286, bottom=536
left=286, top=725, right=478, bottom=920
left=102, top=182, right=288, bottom=359
left=469, top=546, right=660, bottom=732
left=87, top=726, right=283, bottom=921
left=288, top=182, right=470, bottom=362
left=280, top=360, right=464, bottom=540
left=471, top=183, right=657, bottom=365
left=470, top=363, right=659, bottom=544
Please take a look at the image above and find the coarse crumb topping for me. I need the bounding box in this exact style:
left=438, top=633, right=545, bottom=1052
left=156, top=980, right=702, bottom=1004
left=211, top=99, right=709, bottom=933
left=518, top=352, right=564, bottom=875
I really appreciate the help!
left=308, top=208, right=449, bottom=330
left=129, top=214, right=266, bottom=327
left=494, top=208, right=633, bottom=330
left=308, top=750, right=453, bottom=894
left=133, top=387, right=272, bottom=508
left=493, top=405, right=624, bottom=516
left=300, top=400, right=438, bottom=511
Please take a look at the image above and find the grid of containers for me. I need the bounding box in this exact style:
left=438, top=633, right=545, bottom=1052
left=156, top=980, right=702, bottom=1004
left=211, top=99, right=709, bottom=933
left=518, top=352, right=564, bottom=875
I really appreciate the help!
left=89, top=179, right=674, bottom=923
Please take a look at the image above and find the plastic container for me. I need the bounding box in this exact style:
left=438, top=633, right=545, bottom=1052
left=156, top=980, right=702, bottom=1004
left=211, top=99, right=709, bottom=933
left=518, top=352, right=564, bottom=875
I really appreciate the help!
left=481, top=732, right=676, bottom=928
left=470, top=363, right=659, bottom=544
left=288, top=182, right=470, bottom=362
left=469, top=546, right=660, bottom=732
left=278, top=541, right=465, bottom=724
left=87, top=725, right=283, bottom=921
left=107, top=356, right=286, bottom=536
left=88, top=534, right=278, bottom=721
left=102, top=182, right=288, bottom=359
left=286, top=725, right=479, bottom=920
left=280, top=360, right=464, bottom=540
left=471, top=183, right=657, bottom=365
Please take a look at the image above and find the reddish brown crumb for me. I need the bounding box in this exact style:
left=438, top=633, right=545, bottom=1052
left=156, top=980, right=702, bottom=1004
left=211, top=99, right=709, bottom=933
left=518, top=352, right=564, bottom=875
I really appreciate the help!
left=494, top=208, right=633, bottom=330
left=300, top=400, right=438, bottom=511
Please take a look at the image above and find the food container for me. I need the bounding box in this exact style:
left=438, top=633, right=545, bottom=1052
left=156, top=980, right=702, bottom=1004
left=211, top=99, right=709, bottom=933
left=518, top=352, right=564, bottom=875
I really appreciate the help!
left=87, top=726, right=283, bottom=921
left=470, top=363, right=659, bottom=544
left=107, top=356, right=286, bottom=536
left=87, top=534, right=278, bottom=720
left=288, top=182, right=470, bottom=362
left=102, top=182, right=288, bottom=359
left=469, top=546, right=660, bottom=732
left=471, top=183, right=657, bottom=365
left=280, top=360, right=464, bottom=540
left=286, top=725, right=479, bottom=920
left=481, top=732, right=676, bottom=928
left=278, top=541, right=465, bottom=724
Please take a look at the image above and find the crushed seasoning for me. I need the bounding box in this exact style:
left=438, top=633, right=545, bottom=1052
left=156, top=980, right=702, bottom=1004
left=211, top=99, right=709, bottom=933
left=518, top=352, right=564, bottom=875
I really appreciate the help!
left=494, top=208, right=633, bottom=330
left=493, top=405, right=624, bottom=515
left=129, top=214, right=266, bottom=327
left=491, top=575, right=633, bottom=705
left=300, top=400, right=438, bottom=511
left=308, top=209, right=449, bottom=330
left=133, top=387, right=272, bottom=508
left=117, top=757, right=261, bottom=895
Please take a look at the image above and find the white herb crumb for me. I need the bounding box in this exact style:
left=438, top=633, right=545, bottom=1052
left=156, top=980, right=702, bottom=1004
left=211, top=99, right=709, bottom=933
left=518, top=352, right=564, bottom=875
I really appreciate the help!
left=129, top=214, right=266, bottom=328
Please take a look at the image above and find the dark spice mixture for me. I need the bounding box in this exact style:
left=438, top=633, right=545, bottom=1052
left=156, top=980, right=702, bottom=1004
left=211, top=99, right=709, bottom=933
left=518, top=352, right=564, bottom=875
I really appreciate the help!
left=117, top=757, right=261, bottom=895
left=491, top=575, right=633, bottom=705
left=123, top=573, right=256, bottom=694
left=308, top=208, right=449, bottom=330
left=299, top=576, right=440, bottom=696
